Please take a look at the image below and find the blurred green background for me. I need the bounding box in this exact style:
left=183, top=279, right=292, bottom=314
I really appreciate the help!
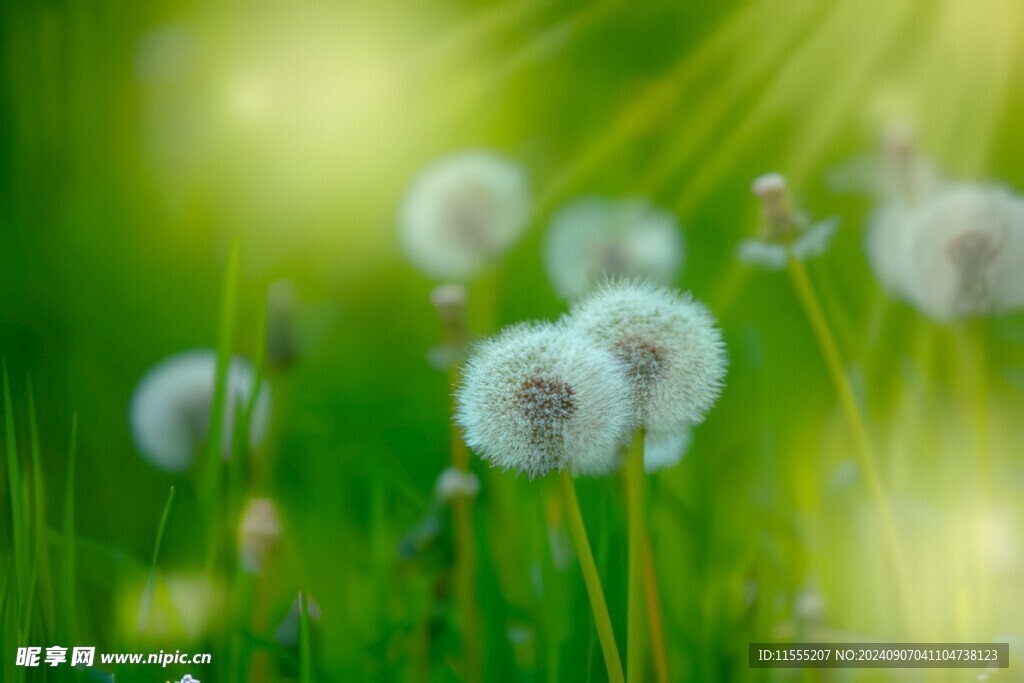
left=3, top=0, right=1024, bottom=680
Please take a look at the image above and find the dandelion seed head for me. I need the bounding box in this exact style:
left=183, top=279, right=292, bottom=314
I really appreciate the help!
left=568, top=280, right=727, bottom=432
left=904, top=184, right=1024, bottom=319
left=455, top=322, right=634, bottom=478
left=544, top=197, right=684, bottom=300
left=130, top=350, right=271, bottom=471
left=399, top=151, right=530, bottom=281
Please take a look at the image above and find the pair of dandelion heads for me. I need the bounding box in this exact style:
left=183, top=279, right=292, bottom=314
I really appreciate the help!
left=455, top=279, right=727, bottom=478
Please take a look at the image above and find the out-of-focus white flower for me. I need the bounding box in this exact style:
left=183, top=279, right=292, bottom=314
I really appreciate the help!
left=901, top=184, right=1024, bottom=320
left=434, top=466, right=480, bottom=503
left=740, top=173, right=839, bottom=269
left=643, top=427, right=692, bottom=473
left=399, top=151, right=530, bottom=281
left=544, top=197, right=684, bottom=300
left=130, top=350, right=271, bottom=471
left=122, top=574, right=224, bottom=643
left=455, top=322, right=634, bottom=478
left=238, top=498, right=282, bottom=574
left=567, top=280, right=727, bottom=434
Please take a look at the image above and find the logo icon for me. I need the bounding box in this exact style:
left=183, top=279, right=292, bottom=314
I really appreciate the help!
left=179, top=676, right=200, bottom=683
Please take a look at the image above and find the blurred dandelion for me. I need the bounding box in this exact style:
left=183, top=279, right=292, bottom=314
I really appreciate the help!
left=901, top=184, right=1024, bottom=320
left=433, top=466, right=480, bottom=503
left=399, top=151, right=531, bottom=281
left=642, top=427, right=692, bottom=474
left=130, top=350, right=272, bottom=471
left=544, top=197, right=684, bottom=300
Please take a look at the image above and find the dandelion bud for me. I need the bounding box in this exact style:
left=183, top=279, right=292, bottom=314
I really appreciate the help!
left=455, top=322, right=634, bottom=478
left=238, top=498, right=282, bottom=573
left=399, top=151, right=531, bottom=281
left=130, top=350, right=271, bottom=471
left=544, top=197, right=684, bottom=300
left=434, top=466, right=480, bottom=503
left=568, top=280, right=727, bottom=433
left=752, top=173, right=794, bottom=238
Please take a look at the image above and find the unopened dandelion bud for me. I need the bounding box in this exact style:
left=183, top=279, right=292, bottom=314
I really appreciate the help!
left=434, top=466, right=480, bottom=503
left=456, top=322, right=634, bottom=478
left=752, top=173, right=795, bottom=238
left=568, top=280, right=727, bottom=434
left=238, top=498, right=282, bottom=573
left=130, top=350, right=272, bottom=471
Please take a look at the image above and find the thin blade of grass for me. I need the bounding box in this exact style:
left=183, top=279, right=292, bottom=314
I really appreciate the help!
left=137, top=485, right=176, bottom=634
left=299, top=591, right=313, bottom=683
left=3, top=363, right=28, bottom=606
left=202, top=238, right=241, bottom=530
left=62, top=413, right=79, bottom=643
left=26, top=378, right=55, bottom=639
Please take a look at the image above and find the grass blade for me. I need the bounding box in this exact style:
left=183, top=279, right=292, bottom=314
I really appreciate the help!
left=62, top=413, right=79, bottom=643
left=26, top=378, right=55, bottom=639
left=299, top=591, right=312, bottom=683
left=3, top=363, right=28, bottom=607
left=137, top=485, right=176, bottom=634
left=202, top=238, right=241, bottom=528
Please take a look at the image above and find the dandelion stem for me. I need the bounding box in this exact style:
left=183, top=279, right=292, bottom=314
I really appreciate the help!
left=786, top=254, right=905, bottom=598
left=625, top=429, right=647, bottom=682
left=559, top=469, right=623, bottom=683
left=643, top=536, right=668, bottom=683
left=449, top=384, right=480, bottom=683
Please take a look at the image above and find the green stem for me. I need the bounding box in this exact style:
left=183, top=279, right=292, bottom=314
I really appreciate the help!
left=625, top=429, right=646, bottom=682
left=786, top=255, right=905, bottom=600
left=559, top=469, right=623, bottom=683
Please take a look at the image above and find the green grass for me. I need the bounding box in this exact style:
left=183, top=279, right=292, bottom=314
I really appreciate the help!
left=4, top=1, right=1024, bottom=681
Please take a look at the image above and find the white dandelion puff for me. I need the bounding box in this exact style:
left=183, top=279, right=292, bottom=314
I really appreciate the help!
left=130, top=349, right=271, bottom=472
left=740, top=173, right=839, bottom=269
left=434, top=466, right=481, bottom=503
left=455, top=322, right=634, bottom=478
left=399, top=151, right=531, bottom=281
left=642, top=427, right=692, bottom=473
left=238, top=498, right=282, bottom=574
left=902, top=184, right=1024, bottom=320
left=567, top=280, right=727, bottom=433
left=544, top=196, right=684, bottom=300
